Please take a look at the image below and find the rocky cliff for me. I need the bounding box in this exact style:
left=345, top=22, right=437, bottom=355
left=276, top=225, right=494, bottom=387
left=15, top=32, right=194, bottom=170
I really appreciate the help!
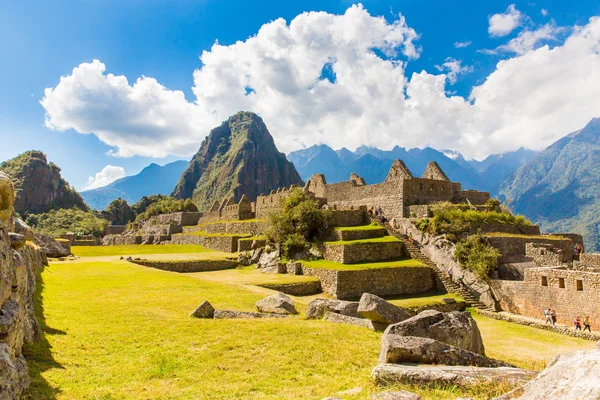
left=0, top=172, right=45, bottom=397
left=172, top=112, right=304, bottom=210
left=0, top=150, right=88, bottom=216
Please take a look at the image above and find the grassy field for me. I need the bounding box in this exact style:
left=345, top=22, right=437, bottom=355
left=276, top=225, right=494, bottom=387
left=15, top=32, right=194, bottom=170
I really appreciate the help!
left=301, top=258, right=425, bottom=270
left=71, top=244, right=211, bottom=257
left=24, top=246, right=596, bottom=399
left=388, top=292, right=464, bottom=308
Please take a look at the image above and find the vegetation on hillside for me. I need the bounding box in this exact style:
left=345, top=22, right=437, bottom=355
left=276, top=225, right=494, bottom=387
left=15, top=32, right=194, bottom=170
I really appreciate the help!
left=414, top=201, right=531, bottom=240
left=130, top=197, right=197, bottom=226
left=102, top=198, right=135, bottom=225
left=26, top=208, right=108, bottom=237
left=266, top=188, right=331, bottom=258
left=454, top=235, right=501, bottom=279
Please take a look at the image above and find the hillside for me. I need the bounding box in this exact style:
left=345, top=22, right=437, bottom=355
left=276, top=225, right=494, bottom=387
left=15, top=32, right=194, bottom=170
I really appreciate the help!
left=499, top=118, right=600, bottom=251
left=81, top=160, right=188, bottom=210
left=172, top=111, right=304, bottom=210
left=0, top=150, right=88, bottom=215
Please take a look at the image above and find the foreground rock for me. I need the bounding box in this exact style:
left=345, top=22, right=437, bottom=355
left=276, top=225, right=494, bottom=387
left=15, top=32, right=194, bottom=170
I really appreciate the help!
left=384, top=310, right=485, bottom=354
left=213, top=310, right=290, bottom=319
left=306, top=298, right=361, bottom=319
left=372, top=364, right=535, bottom=388
left=13, top=218, right=34, bottom=241
left=372, top=390, right=422, bottom=400
left=255, top=292, right=297, bottom=315
left=379, top=335, right=511, bottom=367
left=8, top=233, right=25, bottom=250
left=493, top=349, right=600, bottom=400
left=256, top=249, right=280, bottom=273
left=324, top=312, right=387, bottom=331
left=190, top=301, right=215, bottom=318
left=33, top=232, right=70, bottom=258
left=358, top=293, right=411, bottom=325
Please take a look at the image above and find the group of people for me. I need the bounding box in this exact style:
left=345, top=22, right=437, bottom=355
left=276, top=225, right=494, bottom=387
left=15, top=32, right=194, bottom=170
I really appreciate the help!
left=544, top=308, right=592, bottom=332
left=368, top=206, right=387, bottom=223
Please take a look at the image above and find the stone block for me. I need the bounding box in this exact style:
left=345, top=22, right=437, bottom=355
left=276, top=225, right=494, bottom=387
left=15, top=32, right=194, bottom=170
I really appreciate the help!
left=358, top=293, right=411, bottom=325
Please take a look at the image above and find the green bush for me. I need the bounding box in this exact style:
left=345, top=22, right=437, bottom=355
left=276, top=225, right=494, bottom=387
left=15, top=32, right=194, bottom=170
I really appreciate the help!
left=103, top=198, right=135, bottom=225
left=266, top=188, right=331, bottom=258
left=414, top=201, right=532, bottom=239
left=131, top=197, right=197, bottom=226
left=26, top=208, right=109, bottom=237
left=454, top=235, right=501, bottom=279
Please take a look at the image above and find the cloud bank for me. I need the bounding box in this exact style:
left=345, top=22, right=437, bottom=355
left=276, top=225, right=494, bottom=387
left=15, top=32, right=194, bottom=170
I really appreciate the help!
left=41, top=5, right=600, bottom=160
left=488, top=4, right=523, bottom=37
left=84, top=165, right=126, bottom=190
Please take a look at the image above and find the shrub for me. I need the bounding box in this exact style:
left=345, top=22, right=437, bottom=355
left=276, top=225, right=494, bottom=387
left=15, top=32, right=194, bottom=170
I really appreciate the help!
left=132, top=198, right=197, bottom=225
left=266, top=188, right=331, bottom=258
left=26, top=208, right=109, bottom=237
left=454, top=235, right=501, bottom=279
left=103, top=198, right=135, bottom=225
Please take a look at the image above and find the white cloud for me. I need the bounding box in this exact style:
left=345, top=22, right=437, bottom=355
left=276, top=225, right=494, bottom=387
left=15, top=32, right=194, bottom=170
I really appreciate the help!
left=541, top=9, right=549, bottom=17
left=435, top=58, right=474, bottom=84
left=488, top=4, right=523, bottom=37
left=40, top=6, right=600, bottom=160
left=83, top=165, right=126, bottom=190
left=495, top=24, right=564, bottom=54
left=454, top=41, right=472, bottom=48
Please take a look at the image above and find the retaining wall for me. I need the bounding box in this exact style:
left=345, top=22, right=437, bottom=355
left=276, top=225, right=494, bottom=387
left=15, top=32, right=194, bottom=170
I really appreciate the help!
left=131, top=259, right=237, bottom=273
left=333, top=227, right=386, bottom=241
left=320, top=240, right=405, bottom=264
left=581, top=253, right=600, bottom=268
left=485, top=235, right=573, bottom=264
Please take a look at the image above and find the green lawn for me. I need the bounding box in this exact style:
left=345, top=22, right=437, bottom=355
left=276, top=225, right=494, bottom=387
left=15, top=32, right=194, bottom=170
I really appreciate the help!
left=334, top=224, right=385, bottom=231
left=23, top=248, right=596, bottom=399
left=71, top=244, right=211, bottom=257
left=388, top=292, right=464, bottom=308
left=484, top=232, right=567, bottom=240
left=301, top=258, right=425, bottom=271
left=324, top=236, right=401, bottom=246
left=175, top=231, right=252, bottom=237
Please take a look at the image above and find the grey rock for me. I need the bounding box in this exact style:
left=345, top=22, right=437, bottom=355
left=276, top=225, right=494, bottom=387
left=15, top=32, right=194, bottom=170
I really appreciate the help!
left=372, top=363, right=535, bottom=388
left=250, top=247, right=264, bottom=264
left=237, top=252, right=251, bottom=266
left=384, top=310, right=485, bottom=355
left=255, top=292, right=298, bottom=315
left=257, top=249, right=280, bottom=273
left=442, top=297, right=456, bottom=304
left=379, top=335, right=512, bottom=367
left=13, top=218, right=34, bottom=241
left=8, top=233, right=25, bottom=250
left=493, top=349, right=600, bottom=400
left=371, top=390, right=422, bottom=400
left=190, top=301, right=215, bottom=318
left=306, top=298, right=361, bottom=319
left=33, top=232, right=70, bottom=258
left=213, top=310, right=290, bottom=319
left=358, top=293, right=411, bottom=325
left=324, top=311, right=387, bottom=331
left=251, top=240, right=261, bottom=250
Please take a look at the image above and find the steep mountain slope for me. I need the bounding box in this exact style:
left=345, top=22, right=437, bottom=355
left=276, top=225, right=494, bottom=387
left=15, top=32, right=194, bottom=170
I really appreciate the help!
left=0, top=150, right=88, bottom=215
left=476, top=148, right=539, bottom=193
left=81, top=160, right=188, bottom=210
left=499, top=118, right=600, bottom=251
left=172, top=112, right=304, bottom=210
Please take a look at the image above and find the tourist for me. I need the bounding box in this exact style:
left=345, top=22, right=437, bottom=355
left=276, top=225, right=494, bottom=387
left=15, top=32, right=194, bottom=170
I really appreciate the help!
left=577, top=244, right=583, bottom=254
left=583, top=316, right=592, bottom=332
left=408, top=232, right=413, bottom=242
left=377, top=206, right=383, bottom=216
left=447, top=266, right=453, bottom=280
left=550, top=309, right=557, bottom=326
left=368, top=207, right=374, bottom=216
left=574, top=316, right=582, bottom=331
left=544, top=308, right=552, bottom=324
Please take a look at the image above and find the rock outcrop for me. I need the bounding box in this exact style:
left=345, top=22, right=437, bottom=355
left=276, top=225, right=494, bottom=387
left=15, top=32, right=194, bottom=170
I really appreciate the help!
left=0, top=173, right=45, bottom=397
left=172, top=112, right=304, bottom=210
left=494, top=349, right=600, bottom=400
left=255, top=292, right=297, bottom=315
left=384, top=310, right=485, bottom=355
left=0, top=150, right=87, bottom=215
left=323, top=312, right=387, bottom=332
left=33, top=232, right=70, bottom=258
left=358, top=293, right=411, bottom=325
left=306, top=298, right=361, bottom=319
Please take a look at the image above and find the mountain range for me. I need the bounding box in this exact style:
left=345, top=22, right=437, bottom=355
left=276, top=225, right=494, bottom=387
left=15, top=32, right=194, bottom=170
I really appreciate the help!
left=80, top=160, right=189, bottom=210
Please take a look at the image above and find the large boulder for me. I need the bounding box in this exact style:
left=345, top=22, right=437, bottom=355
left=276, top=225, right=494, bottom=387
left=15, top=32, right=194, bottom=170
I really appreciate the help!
left=190, top=301, right=215, bottom=318
left=256, top=249, right=280, bottom=273
left=358, top=293, right=411, bottom=325
left=8, top=233, right=25, bottom=250
left=384, top=310, right=485, bottom=355
left=250, top=247, right=264, bottom=264
left=13, top=219, right=34, bottom=241
left=213, top=310, right=290, bottom=319
left=255, top=292, right=297, bottom=315
left=379, top=335, right=511, bottom=368
left=33, top=232, right=70, bottom=258
left=493, top=349, right=600, bottom=400
left=324, top=311, right=387, bottom=332
left=372, top=364, right=535, bottom=388
left=0, top=172, right=15, bottom=231
left=306, top=298, right=361, bottom=319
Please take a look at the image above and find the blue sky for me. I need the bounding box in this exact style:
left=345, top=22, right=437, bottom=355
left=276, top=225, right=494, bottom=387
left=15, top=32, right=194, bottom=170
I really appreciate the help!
left=1, top=0, right=600, bottom=190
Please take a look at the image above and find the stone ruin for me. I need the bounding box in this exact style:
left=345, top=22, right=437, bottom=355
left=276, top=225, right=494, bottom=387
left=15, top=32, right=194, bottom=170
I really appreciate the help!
left=0, top=172, right=46, bottom=397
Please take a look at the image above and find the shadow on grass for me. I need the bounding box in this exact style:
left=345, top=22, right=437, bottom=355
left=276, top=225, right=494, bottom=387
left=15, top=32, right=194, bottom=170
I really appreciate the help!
left=22, top=266, right=64, bottom=400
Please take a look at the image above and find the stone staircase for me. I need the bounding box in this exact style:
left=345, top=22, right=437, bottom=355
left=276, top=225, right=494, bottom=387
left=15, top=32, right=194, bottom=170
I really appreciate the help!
left=381, top=221, right=491, bottom=311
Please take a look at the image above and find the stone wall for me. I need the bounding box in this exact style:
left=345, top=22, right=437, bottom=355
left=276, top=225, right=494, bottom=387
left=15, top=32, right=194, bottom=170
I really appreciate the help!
left=328, top=208, right=368, bottom=227
left=408, top=205, right=432, bottom=218
left=491, top=267, right=600, bottom=325
left=485, top=235, right=574, bottom=264
left=105, top=225, right=126, bottom=235
left=155, top=212, right=203, bottom=226
left=254, top=186, right=300, bottom=218
left=72, top=239, right=100, bottom=246
left=167, top=234, right=246, bottom=252
left=102, top=235, right=142, bottom=245
left=320, top=241, right=405, bottom=264
left=168, top=234, right=204, bottom=245
left=452, top=190, right=491, bottom=205
left=581, top=253, right=600, bottom=268
left=256, top=281, right=322, bottom=296
left=333, top=227, right=386, bottom=241
left=525, top=242, right=562, bottom=267
left=238, top=238, right=266, bottom=252
left=300, top=264, right=435, bottom=299
left=130, top=259, right=237, bottom=273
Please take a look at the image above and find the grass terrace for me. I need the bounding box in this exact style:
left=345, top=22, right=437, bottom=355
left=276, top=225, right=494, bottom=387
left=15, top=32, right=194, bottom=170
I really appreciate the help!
left=388, top=292, right=464, bottom=309
left=334, top=224, right=385, bottom=231
left=301, top=258, right=425, bottom=271
left=484, top=232, right=567, bottom=240
left=177, top=230, right=252, bottom=237
left=196, top=218, right=265, bottom=227
left=324, top=236, right=400, bottom=246
left=71, top=244, right=211, bottom=257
